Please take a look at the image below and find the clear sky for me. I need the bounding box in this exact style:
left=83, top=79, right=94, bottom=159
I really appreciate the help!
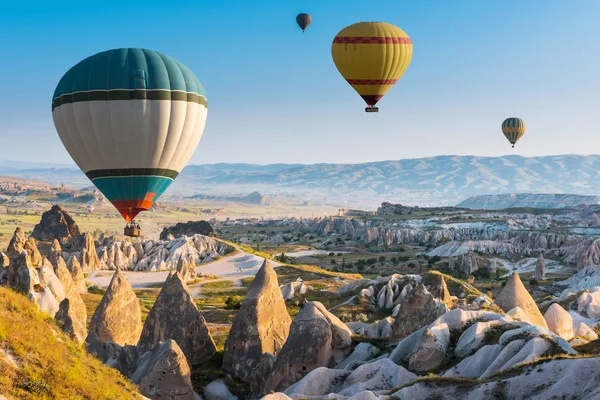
left=1, top=0, right=600, bottom=165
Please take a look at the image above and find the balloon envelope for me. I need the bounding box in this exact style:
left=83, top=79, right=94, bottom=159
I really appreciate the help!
left=87, top=205, right=95, bottom=214
left=501, top=117, right=526, bottom=147
left=331, top=22, right=413, bottom=108
left=52, top=48, right=208, bottom=221
left=296, top=13, right=312, bottom=31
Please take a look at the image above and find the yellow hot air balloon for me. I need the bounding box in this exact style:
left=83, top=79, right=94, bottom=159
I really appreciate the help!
left=501, top=118, right=526, bottom=148
left=331, top=22, right=413, bottom=112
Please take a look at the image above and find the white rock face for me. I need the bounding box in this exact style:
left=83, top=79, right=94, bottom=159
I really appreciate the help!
left=577, top=290, right=600, bottom=319
left=507, top=307, right=531, bottom=324
left=444, top=344, right=504, bottom=379
left=455, top=320, right=504, bottom=358
left=408, top=323, right=450, bottom=372
left=97, top=234, right=233, bottom=272
left=336, top=343, right=379, bottom=370
left=544, top=303, right=574, bottom=340
left=283, top=359, right=416, bottom=397
left=574, top=322, right=599, bottom=341
left=280, top=280, right=308, bottom=301
left=204, top=379, right=238, bottom=400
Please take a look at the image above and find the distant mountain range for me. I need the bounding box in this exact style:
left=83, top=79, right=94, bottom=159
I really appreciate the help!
left=2, top=154, right=600, bottom=208
left=457, top=193, right=600, bottom=210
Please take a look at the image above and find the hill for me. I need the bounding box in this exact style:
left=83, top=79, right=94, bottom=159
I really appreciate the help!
left=0, top=287, right=140, bottom=399
left=4, top=154, right=600, bottom=207
left=457, top=193, right=600, bottom=210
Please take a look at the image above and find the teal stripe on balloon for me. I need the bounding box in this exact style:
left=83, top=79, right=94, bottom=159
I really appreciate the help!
left=91, top=176, right=173, bottom=202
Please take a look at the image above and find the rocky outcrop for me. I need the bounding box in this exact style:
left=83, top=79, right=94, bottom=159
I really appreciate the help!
left=223, top=259, right=291, bottom=391
left=408, top=323, right=450, bottom=372
left=48, top=240, right=87, bottom=343
left=427, top=274, right=453, bottom=309
left=488, top=258, right=497, bottom=274
left=78, top=232, right=102, bottom=271
left=263, top=301, right=352, bottom=393
left=31, top=205, right=80, bottom=243
left=24, top=237, right=42, bottom=267
left=7, top=227, right=27, bottom=259
left=535, top=253, right=546, bottom=281
left=390, top=284, right=444, bottom=345
left=99, top=234, right=232, bottom=272
left=62, top=245, right=87, bottom=294
left=89, top=268, right=143, bottom=346
left=132, top=340, right=195, bottom=400
left=160, top=220, right=214, bottom=240
left=138, top=272, right=216, bottom=365
left=495, top=272, right=548, bottom=329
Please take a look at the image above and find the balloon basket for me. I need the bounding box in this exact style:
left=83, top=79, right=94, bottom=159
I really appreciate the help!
left=365, top=107, right=379, bottom=113
left=124, top=226, right=140, bottom=237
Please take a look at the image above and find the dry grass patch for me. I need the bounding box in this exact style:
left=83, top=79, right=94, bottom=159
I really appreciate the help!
left=0, top=287, right=139, bottom=399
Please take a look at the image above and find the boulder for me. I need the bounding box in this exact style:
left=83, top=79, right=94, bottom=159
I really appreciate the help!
left=38, top=259, right=66, bottom=302
left=573, top=322, right=598, bottom=341
left=390, top=284, right=442, bottom=345
left=535, top=254, right=546, bottom=281
left=89, top=268, right=143, bottom=346
left=160, top=220, right=214, bottom=240
left=544, top=303, right=574, bottom=340
left=223, top=259, right=291, bottom=391
left=444, top=344, right=504, bottom=379
left=31, top=205, right=80, bottom=243
left=576, top=291, right=600, bottom=319
left=138, top=272, right=216, bottom=365
left=132, top=340, right=195, bottom=400
left=495, top=272, right=548, bottom=329
left=454, top=320, right=504, bottom=358
left=104, top=342, right=142, bottom=379
left=408, top=323, right=450, bottom=372
left=336, top=342, right=379, bottom=370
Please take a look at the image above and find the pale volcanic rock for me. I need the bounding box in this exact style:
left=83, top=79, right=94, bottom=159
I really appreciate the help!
left=38, top=258, right=66, bottom=302
left=138, top=272, right=216, bottom=365
left=535, top=253, right=546, bottom=281
left=390, top=284, right=443, bottom=345
left=427, top=274, right=453, bottom=309
left=24, top=237, right=43, bottom=267
left=7, top=227, right=27, bottom=259
left=66, top=252, right=87, bottom=293
left=31, top=204, right=80, bottom=243
left=89, top=268, right=143, bottom=346
left=48, top=241, right=87, bottom=343
left=544, top=303, right=574, bottom=340
left=408, top=323, right=450, bottom=372
left=263, top=301, right=352, bottom=393
left=79, top=232, right=102, bottom=271
left=223, top=259, right=291, bottom=390
left=574, top=322, right=599, bottom=341
left=132, top=340, right=195, bottom=400
left=495, top=272, right=548, bottom=329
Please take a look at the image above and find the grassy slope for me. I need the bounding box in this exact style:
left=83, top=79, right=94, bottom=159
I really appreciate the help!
left=0, top=287, right=140, bottom=400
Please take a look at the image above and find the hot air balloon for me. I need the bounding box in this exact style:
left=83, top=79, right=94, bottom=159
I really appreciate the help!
left=52, top=48, right=208, bottom=237
left=296, top=13, right=312, bottom=32
left=331, top=22, right=413, bottom=112
left=501, top=118, right=526, bottom=148
left=87, top=204, right=95, bottom=214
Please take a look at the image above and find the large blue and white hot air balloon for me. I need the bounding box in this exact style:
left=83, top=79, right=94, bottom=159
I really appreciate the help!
left=51, top=48, right=207, bottom=233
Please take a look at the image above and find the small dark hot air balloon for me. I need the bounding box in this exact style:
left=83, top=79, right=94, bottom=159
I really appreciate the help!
left=296, top=13, right=312, bottom=32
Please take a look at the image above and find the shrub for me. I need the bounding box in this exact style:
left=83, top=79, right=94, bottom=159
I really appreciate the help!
left=529, top=278, right=539, bottom=286
left=224, top=296, right=243, bottom=310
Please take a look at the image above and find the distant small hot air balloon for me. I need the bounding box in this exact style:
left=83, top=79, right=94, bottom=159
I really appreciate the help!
left=501, top=118, right=526, bottom=148
left=52, top=48, right=208, bottom=237
left=296, top=13, right=312, bottom=32
left=331, top=22, right=413, bottom=112
left=87, top=204, right=95, bottom=214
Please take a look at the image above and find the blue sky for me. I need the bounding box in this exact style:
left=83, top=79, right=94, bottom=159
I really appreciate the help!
left=1, top=0, right=599, bottom=165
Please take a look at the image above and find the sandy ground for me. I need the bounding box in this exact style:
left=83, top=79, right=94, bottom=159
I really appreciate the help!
left=86, top=250, right=281, bottom=293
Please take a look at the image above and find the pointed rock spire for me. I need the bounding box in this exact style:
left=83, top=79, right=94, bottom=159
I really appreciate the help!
left=390, top=284, right=442, bottom=345
left=495, top=272, right=548, bottom=329
left=223, top=259, right=291, bottom=390
left=535, top=254, right=546, bottom=281
left=66, top=254, right=87, bottom=294
left=79, top=232, right=102, bottom=271
left=7, top=227, right=27, bottom=259
left=138, top=272, right=216, bottom=365
left=428, top=274, right=453, bottom=310
left=89, top=268, right=143, bottom=345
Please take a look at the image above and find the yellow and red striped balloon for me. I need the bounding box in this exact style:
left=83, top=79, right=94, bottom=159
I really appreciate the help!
left=501, top=117, right=526, bottom=148
left=331, top=22, right=413, bottom=111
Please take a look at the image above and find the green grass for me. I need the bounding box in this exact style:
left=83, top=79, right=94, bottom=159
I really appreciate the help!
left=0, top=287, right=140, bottom=399
left=202, top=280, right=234, bottom=289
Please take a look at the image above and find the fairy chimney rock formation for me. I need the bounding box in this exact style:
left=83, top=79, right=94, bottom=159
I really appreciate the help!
left=222, top=259, right=292, bottom=388
left=428, top=274, right=453, bottom=310
left=495, top=272, right=548, bottom=329
left=263, top=301, right=351, bottom=393
left=390, top=284, right=442, bottom=345
left=138, top=272, right=216, bottom=365
left=48, top=240, right=87, bottom=343
left=31, top=205, right=81, bottom=243
left=535, top=254, right=546, bottom=281
left=89, top=268, right=143, bottom=345
left=79, top=232, right=102, bottom=271
left=132, top=340, right=195, bottom=400
left=7, top=227, right=27, bottom=259
left=66, top=252, right=87, bottom=293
